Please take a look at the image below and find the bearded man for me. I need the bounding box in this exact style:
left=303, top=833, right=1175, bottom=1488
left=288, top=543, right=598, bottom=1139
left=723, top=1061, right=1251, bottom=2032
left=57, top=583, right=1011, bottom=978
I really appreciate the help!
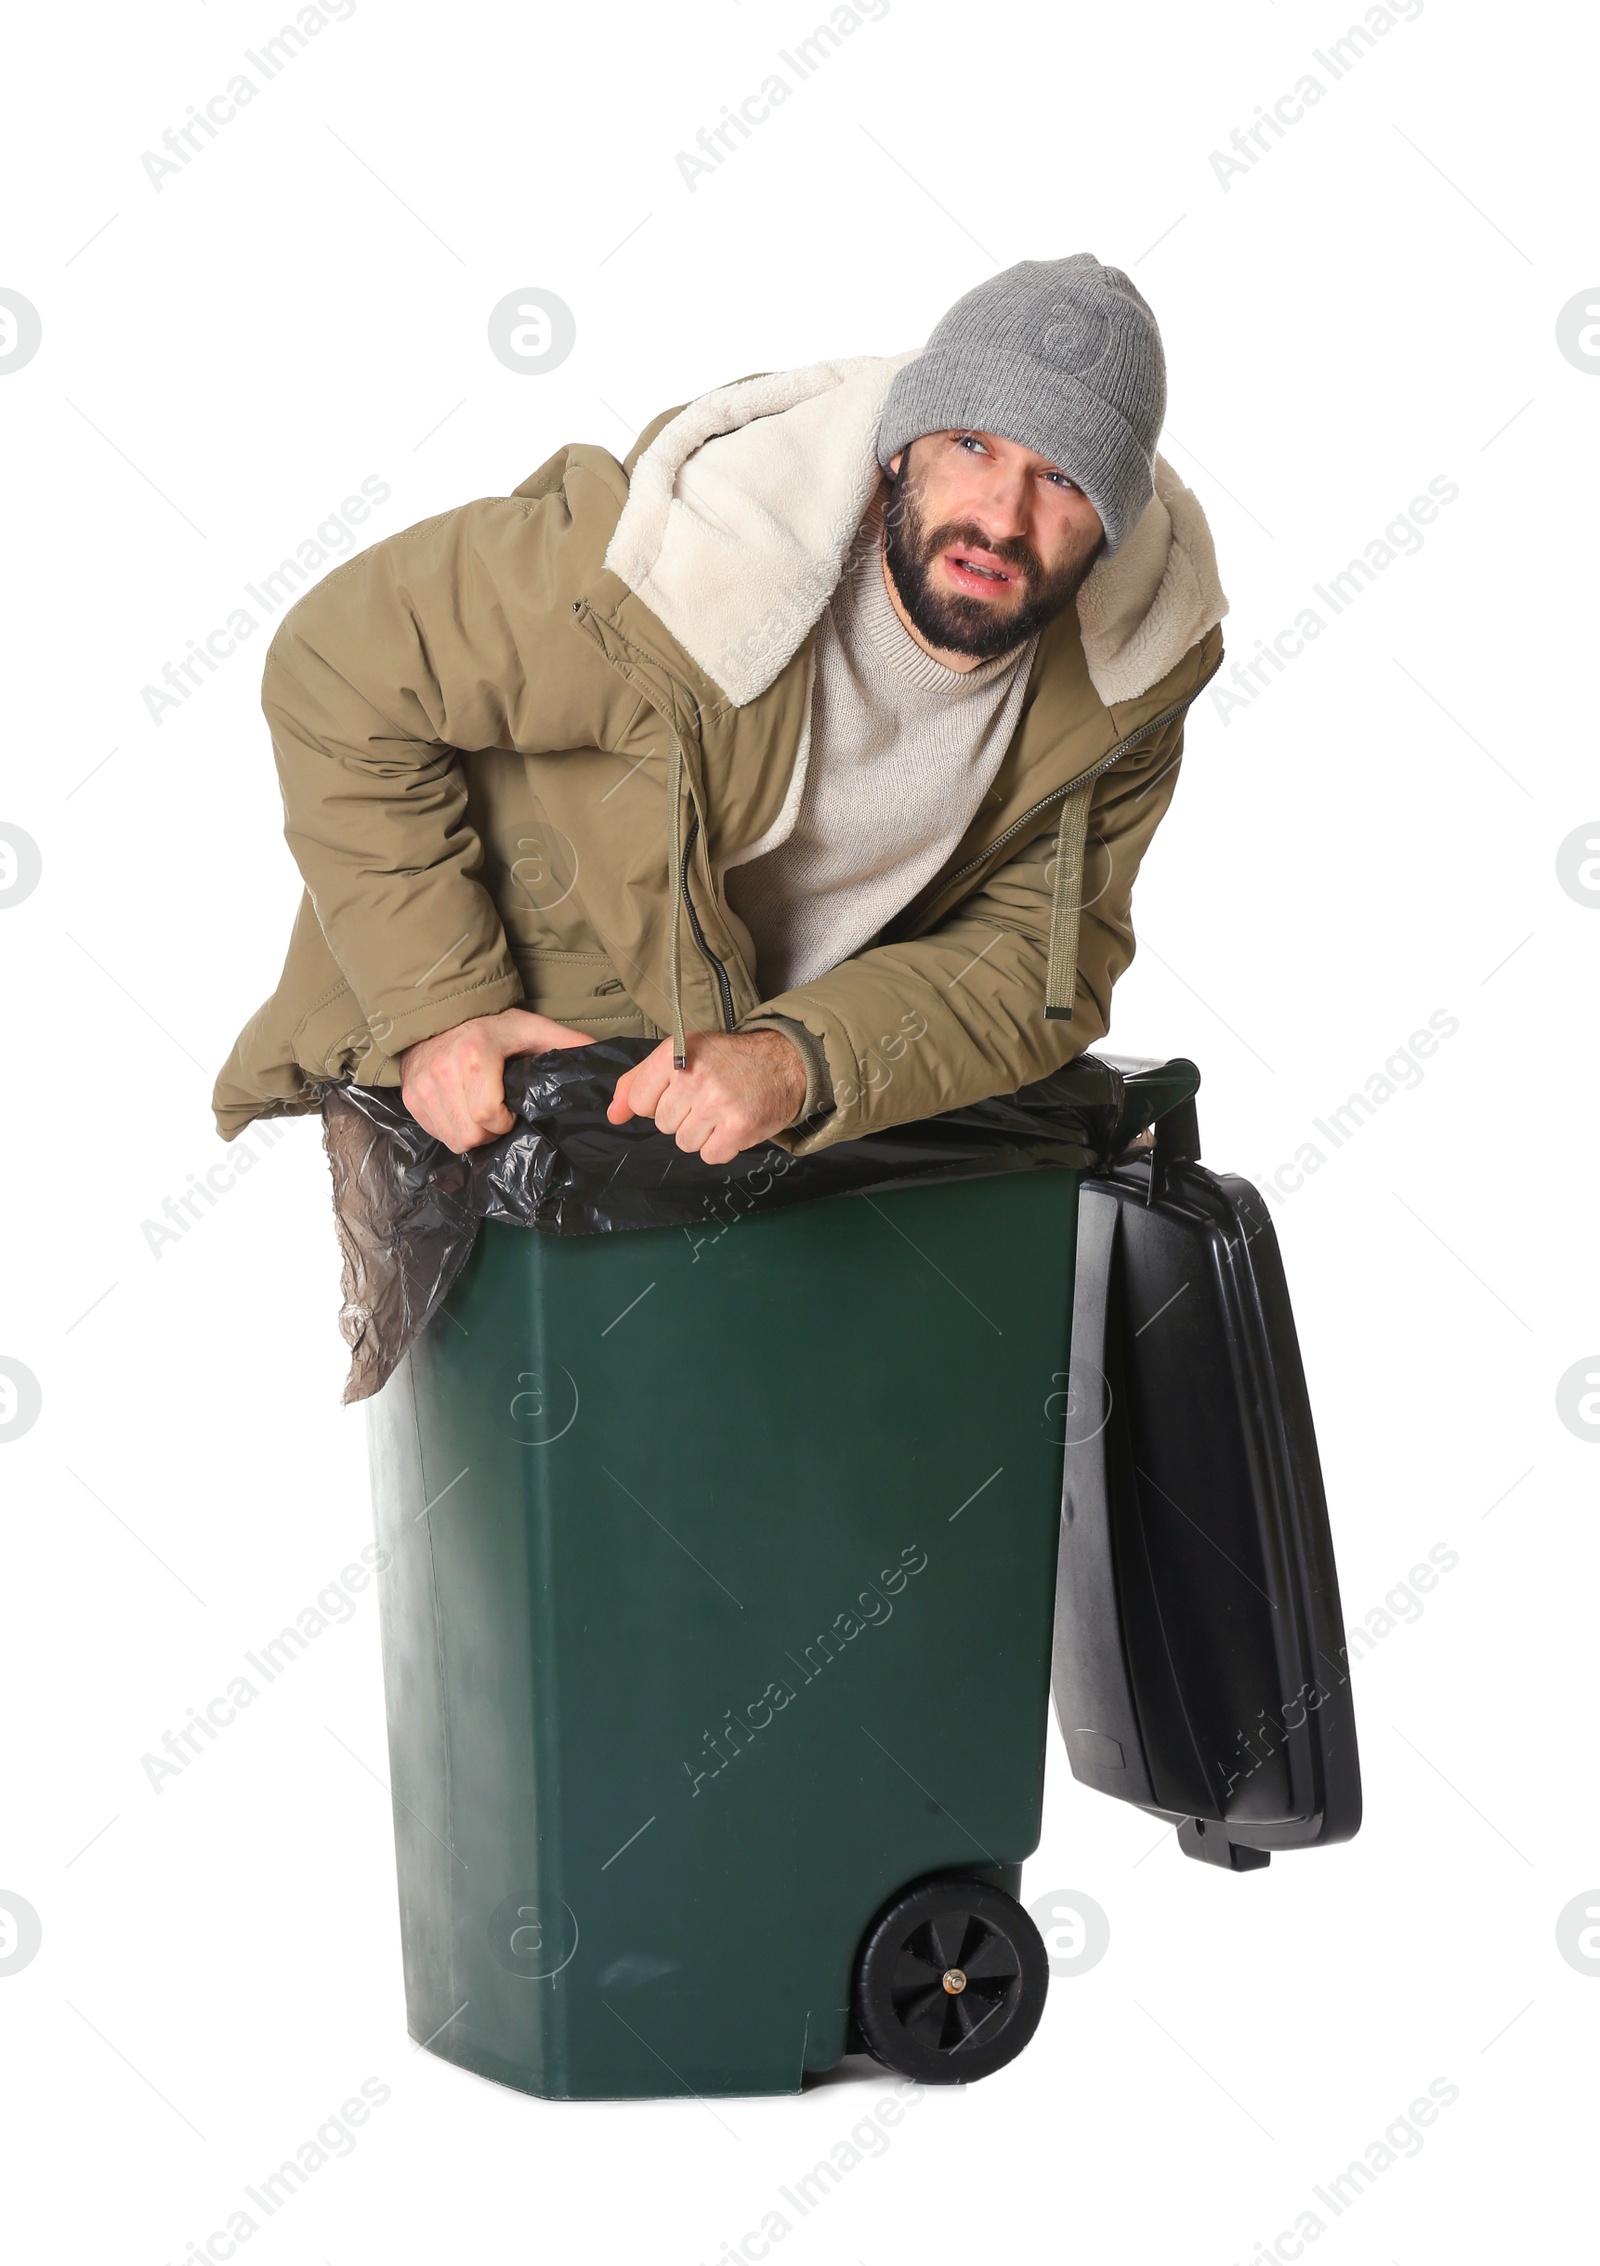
left=215, top=254, right=1226, bottom=1162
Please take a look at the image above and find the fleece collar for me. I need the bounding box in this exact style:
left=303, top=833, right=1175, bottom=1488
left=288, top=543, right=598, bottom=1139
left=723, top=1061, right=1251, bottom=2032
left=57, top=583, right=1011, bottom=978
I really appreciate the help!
left=604, top=354, right=1227, bottom=711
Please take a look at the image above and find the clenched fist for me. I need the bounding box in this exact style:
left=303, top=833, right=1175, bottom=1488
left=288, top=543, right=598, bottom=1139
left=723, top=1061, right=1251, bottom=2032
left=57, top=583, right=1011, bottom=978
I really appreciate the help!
left=400, top=1007, right=595, bottom=1150
left=608, top=1029, right=808, bottom=1165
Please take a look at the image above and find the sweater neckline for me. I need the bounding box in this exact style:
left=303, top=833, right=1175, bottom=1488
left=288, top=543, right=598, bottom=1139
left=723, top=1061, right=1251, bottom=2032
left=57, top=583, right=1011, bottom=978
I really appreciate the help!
left=839, top=493, right=1036, bottom=695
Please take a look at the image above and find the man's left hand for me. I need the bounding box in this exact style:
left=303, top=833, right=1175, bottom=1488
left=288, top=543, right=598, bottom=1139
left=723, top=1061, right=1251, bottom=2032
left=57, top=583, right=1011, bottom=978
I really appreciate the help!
left=608, top=1030, right=808, bottom=1164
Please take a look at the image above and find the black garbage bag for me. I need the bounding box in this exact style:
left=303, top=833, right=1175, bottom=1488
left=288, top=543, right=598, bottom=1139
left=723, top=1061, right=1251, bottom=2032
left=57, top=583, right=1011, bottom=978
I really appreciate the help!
left=320, top=1037, right=1197, bottom=1404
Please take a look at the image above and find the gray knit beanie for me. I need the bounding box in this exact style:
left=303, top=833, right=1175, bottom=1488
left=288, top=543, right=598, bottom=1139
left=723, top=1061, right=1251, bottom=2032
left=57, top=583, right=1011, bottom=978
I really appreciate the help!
left=876, top=254, right=1166, bottom=554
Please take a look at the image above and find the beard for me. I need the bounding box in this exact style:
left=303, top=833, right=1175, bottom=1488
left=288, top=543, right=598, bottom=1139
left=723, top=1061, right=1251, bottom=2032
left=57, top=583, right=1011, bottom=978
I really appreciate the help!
left=881, top=451, right=1105, bottom=661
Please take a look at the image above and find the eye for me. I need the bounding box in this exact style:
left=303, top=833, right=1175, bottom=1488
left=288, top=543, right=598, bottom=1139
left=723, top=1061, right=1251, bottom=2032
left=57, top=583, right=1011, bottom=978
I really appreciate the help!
left=953, top=433, right=989, bottom=455
left=1044, top=470, right=1079, bottom=491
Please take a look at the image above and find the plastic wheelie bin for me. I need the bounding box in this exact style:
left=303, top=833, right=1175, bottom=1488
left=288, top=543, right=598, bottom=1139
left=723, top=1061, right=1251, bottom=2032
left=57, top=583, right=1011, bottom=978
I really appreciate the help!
left=351, top=1046, right=1358, bottom=2099
left=367, top=1160, right=1076, bottom=2098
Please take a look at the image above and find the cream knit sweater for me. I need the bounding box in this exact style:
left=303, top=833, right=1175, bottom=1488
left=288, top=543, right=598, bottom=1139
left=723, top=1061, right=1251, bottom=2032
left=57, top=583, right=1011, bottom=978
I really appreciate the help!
left=725, top=493, right=1038, bottom=1020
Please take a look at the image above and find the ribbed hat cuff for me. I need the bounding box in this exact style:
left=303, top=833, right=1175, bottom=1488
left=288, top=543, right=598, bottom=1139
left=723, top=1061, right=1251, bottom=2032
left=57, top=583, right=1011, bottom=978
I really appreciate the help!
left=876, top=344, right=1155, bottom=553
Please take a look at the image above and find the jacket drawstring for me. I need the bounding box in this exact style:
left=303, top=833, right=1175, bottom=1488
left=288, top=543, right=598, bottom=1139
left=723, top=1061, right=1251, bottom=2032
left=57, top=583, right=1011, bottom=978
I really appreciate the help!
left=1044, top=780, right=1094, bottom=1022
left=667, top=738, right=688, bottom=1067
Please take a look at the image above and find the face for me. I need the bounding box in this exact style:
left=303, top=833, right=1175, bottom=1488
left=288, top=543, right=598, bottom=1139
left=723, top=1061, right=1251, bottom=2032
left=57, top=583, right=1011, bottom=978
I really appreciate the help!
left=883, top=430, right=1106, bottom=660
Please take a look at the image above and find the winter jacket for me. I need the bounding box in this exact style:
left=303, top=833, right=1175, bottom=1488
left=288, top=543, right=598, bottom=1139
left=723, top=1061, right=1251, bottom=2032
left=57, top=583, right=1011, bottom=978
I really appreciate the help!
left=213, top=354, right=1226, bottom=1149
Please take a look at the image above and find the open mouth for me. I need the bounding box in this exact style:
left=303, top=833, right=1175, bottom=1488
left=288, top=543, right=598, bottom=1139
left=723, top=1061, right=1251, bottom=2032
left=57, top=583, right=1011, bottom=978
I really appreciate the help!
left=942, top=548, right=1023, bottom=597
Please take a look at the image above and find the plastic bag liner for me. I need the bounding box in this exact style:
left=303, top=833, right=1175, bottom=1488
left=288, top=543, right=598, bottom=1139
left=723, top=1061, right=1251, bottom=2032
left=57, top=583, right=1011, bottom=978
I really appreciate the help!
left=320, top=1037, right=1199, bottom=1405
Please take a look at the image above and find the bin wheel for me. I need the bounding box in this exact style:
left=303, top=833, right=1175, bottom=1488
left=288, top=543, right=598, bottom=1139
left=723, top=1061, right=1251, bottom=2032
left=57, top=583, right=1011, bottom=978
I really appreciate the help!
left=852, top=1873, right=1048, bottom=2084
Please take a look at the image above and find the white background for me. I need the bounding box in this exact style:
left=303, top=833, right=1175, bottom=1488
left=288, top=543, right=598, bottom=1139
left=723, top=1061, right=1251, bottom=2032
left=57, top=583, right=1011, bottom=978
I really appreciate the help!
left=1, top=1, right=1596, bottom=2259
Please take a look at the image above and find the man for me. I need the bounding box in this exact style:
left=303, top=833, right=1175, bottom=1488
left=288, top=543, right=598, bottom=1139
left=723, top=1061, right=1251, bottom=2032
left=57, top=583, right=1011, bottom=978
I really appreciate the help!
left=214, top=255, right=1226, bottom=1162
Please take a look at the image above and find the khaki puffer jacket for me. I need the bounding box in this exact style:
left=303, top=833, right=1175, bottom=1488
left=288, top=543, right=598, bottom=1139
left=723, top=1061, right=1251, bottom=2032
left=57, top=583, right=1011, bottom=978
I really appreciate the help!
left=213, top=355, right=1226, bottom=1150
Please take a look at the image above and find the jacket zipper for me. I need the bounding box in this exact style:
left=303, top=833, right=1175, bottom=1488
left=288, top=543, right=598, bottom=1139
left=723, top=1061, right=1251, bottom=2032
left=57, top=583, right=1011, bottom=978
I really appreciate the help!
left=908, top=646, right=1227, bottom=916
left=680, top=811, right=736, bottom=1030
left=571, top=595, right=739, bottom=1034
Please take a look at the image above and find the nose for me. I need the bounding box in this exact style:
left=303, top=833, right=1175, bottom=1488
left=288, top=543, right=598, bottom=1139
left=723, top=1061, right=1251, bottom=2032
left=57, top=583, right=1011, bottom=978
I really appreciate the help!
left=967, top=462, right=1031, bottom=544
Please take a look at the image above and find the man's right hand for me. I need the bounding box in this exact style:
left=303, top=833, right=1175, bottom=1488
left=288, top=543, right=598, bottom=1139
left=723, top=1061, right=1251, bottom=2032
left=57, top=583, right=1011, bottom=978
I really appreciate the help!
left=399, top=1008, right=595, bottom=1151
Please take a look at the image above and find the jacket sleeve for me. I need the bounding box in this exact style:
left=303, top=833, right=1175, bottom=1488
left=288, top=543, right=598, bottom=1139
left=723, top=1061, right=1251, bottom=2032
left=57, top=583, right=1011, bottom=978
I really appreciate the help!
left=259, top=465, right=629, bottom=1065
left=747, top=708, right=1189, bottom=1153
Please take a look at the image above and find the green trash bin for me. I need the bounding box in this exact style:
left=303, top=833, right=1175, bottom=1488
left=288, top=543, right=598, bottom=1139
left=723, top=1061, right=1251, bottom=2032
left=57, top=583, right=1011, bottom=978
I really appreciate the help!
left=363, top=1065, right=1193, bottom=2100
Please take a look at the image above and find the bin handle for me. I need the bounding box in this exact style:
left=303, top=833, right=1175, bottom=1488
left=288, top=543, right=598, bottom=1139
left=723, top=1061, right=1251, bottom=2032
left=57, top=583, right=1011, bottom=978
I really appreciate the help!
left=1146, top=1093, right=1201, bottom=1207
